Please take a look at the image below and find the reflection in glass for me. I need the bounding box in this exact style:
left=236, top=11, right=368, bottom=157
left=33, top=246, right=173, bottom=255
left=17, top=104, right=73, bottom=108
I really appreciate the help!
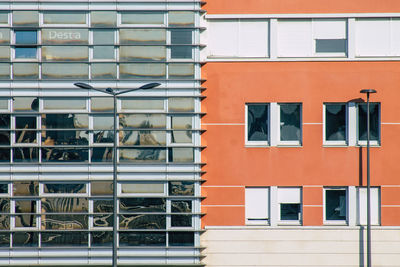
left=0, top=115, right=9, bottom=129
left=121, top=12, right=164, bottom=25
left=13, top=181, right=38, bottom=196
left=121, top=183, right=164, bottom=194
left=0, top=233, right=9, bottom=247
left=15, top=215, right=36, bottom=228
left=325, top=190, right=346, bottom=221
left=119, top=215, right=165, bottom=229
left=91, top=182, right=113, bottom=195
left=42, top=114, right=88, bottom=129
left=0, top=199, right=9, bottom=213
left=0, top=215, right=9, bottom=230
left=120, top=131, right=166, bottom=146
left=93, top=30, right=114, bottom=45
left=44, top=183, right=86, bottom=194
left=168, top=98, right=194, bottom=112
left=169, top=11, right=194, bottom=27
left=91, top=11, right=117, bottom=27
left=13, top=11, right=39, bottom=27
left=119, top=232, right=166, bottom=247
left=247, top=104, right=268, bottom=142
left=42, top=131, right=88, bottom=146
left=91, top=97, right=113, bottom=112
left=168, top=148, right=194, bottom=162
left=0, top=132, right=10, bottom=145
left=91, top=231, right=112, bottom=246
left=119, top=198, right=166, bottom=213
left=41, top=214, right=88, bottom=230
left=42, top=63, right=88, bottom=80
left=325, top=104, right=346, bottom=141
left=15, top=47, right=36, bottom=59
left=0, top=47, right=9, bottom=61
left=91, top=63, right=117, bottom=79
left=358, top=103, right=380, bottom=141
left=0, top=64, right=10, bottom=79
left=42, top=46, right=88, bottom=61
left=171, top=215, right=192, bottom=227
left=280, top=203, right=300, bottom=220
left=168, top=64, right=195, bottom=79
left=171, top=200, right=192, bottom=227
left=120, top=114, right=166, bottom=129
left=92, top=147, right=113, bottom=162
left=12, top=232, right=38, bottom=247
left=93, top=200, right=113, bottom=213
left=13, top=63, right=38, bottom=79
left=120, top=46, right=165, bottom=62
left=119, top=148, right=166, bottom=162
left=41, top=29, right=88, bottom=45
left=15, top=116, right=36, bottom=143
left=43, top=12, right=86, bottom=24
left=13, top=97, right=38, bottom=112
left=172, top=200, right=192, bottom=213
left=119, top=29, right=166, bottom=45
left=41, top=232, right=88, bottom=246
left=0, top=184, right=7, bottom=194
left=15, top=31, right=37, bottom=44
left=41, top=198, right=88, bottom=213
left=280, top=103, right=301, bottom=141
left=171, top=29, right=192, bottom=59
left=13, top=148, right=39, bottom=162
left=41, top=148, right=88, bottom=162
left=121, top=98, right=164, bottom=111
left=120, top=63, right=166, bottom=79
left=169, top=182, right=194, bottom=196
left=169, top=232, right=194, bottom=246
left=43, top=99, right=86, bottom=111
left=93, top=214, right=113, bottom=228
left=0, top=29, right=10, bottom=44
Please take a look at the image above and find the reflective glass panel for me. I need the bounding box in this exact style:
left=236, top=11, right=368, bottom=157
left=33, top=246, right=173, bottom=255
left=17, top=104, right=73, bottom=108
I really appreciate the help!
left=42, top=114, right=88, bottom=129
left=0, top=115, right=10, bottom=128
left=91, top=11, right=117, bottom=27
left=41, top=198, right=88, bottom=212
left=119, top=215, right=165, bottom=229
left=15, top=116, right=37, bottom=143
left=120, top=63, right=166, bottom=79
left=171, top=201, right=192, bottom=226
left=42, top=46, right=88, bottom=61
left=119, top=148, right=166, bottom=162
left=91, top=231, right=112, bottom=246
left=93, top=199, right=113, bottom=213
left=41, top=232, right=88, bottom=246
left=247, top=104, right=268, bottom=142
left=120, top=131, right=166, bottom=146
left=280, top=203, right=300, bottom=220
left=93, top=30, right=114, bottom=45
left=15, top=31, right=36, bottom=44
left=0, top=29, right=10, bottom=44
left=0, top=12, right=7, bottom=24
left=169, top=11, right=194, bottom=27
left=0, top=46, right=10, bottom=61
left=42, top=63, right=88, bottom=80
left=93, top=46, right=114, bottom=60
left=121, top=183, right=164, bottom=194
left=13, top=97, right=38, bottom=112
left=120, top=114, right=166, bottom=129
left=119, top=29, right=166, bottom=45
left=91, top=97, right=113, bottom=112
left=168, top=98, right=194, bottom=112
left=43, top=98, right=86, bottom=110
left=13, top=148, right=39, bottom=162
left=325, top=190, right=347, bottom=221
left=13, top=181, right=38, bottom=196
left=121, top=98, right=164, bottom=111
left=92, top=63, right=117, bottom=79
left=168, top=148, right=194, bottom=162
left=0, top=132, right=9, bottom=145
left=325, top=104, right=346, bottom=141
left=13, top=11, right=39, bottom=27
left=42, top=29, right=88, bottom=45
left=15, top=214, right=36, bottom=228
left=43, top=12, right=86, bottom=24
left=0, top=149, right=9, bottom=162
left=316, top=39, right=347, bottom=53
left=13, top=63, right=38, bottom=79
left=0, top=184, right=7, bottom=194
left=120, top=46, right=165, bottom=62
left=119, top=198, right=165, bottom=213
left=93, top=214, right=112, bottom=228
left=42, top=131, right=88, bottom=146
left=91, top=182, right=113, bottom=195
left=41, top=148, right=88, bottom=162
left=171, top=30, right=192, bottom=58
left=0, top=233, right=9, bottom=247
left=171, top=215, right=192, bottom=227
left=121, top=12, right=164, bottom=25
left=0, top=200, right=9, bottom=213
left=0, top=64, right=9, bottom=79
left=169, top=181, right=194, bottom=196
left=168, top=64, right=194, bottom=79
left=13, top=232, right=38, bottom=247
left=119, top=232, right=166, bottom=246
left=169, top=232, right=194, bottom=246
left=15, top=48, right=36, bottom=59
left=358, top=103, right=380, bottom=141
left=44, top=183, right=86, bottom=194
left=41, top=214, right=88, bottom=230
left=280, top=103, right=301, bottom=141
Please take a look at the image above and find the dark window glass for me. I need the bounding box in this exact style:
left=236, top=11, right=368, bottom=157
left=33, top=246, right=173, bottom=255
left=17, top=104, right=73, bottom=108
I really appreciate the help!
left=358, top=103, right=380, bottom=141
left=0, top=149, right=9, bottom=162
left=0, top=215, right=9, bottom=230
left=42, top=130, right=88, bottom=146
left=15, top=47, right=36, bottom=59
left=91, top=231, right=112, bottom=247
left=0, top=184, right=7, bottom=193
left=171, top=29, right=192, bottom=59
left=15, top=116, right=36, bottom=143
left=13, top=147, right=39, bottom=162
left=280, top=203, right=300, bottom=220
left=15, top=200, right=36, bottom=213
left=247, top=104, right=268, bottom=142
left=171, top=215, right=192, bottom=227
left=41, top=198, right=88, bottom=213
left=171, top=46, right=192, bottom=59
left=171, top=200, right=192, bottom=213
left=119, top=232, right=166, bottom=247
left=325, top=190, right=347, bottom=221
left=0, top=115, right=10, bottom=128
left=280, top=103, right=301, bottom=141
left=168, top=181, right=194, bottom=196
left=12, top=232, right=38, bottom=247
left=316, top=39, right=347, bottom=53
left=15, top=31, right=37, bottom=44
left=44, top=183, right=86, bottom=194
left=0, top=200, right=9, bottom=213
left=92, top=147, right=113, bottom=162
left=93, top=200, right=113, bottom=213
left=325, top=104, right=346, bottom=141
left=93, top=214, right=112, bottom=228
left=119, top=215, right=166, bottom=229
left=119, top=198, right=166, bottom=213
left=41, top=148, right=88, bottom=162
left=41, top=232, right=88, bottom=246
left=15, top=214, right=36, bottom=227
left=41, top=214, right=88, bottom=230
left=13, top=181, right=38, bottom=196
left=0, top=132, right=9, bottom=145
left=0, top=233, right=9, bottom=247
left=169, top=232, right=194, bottom=246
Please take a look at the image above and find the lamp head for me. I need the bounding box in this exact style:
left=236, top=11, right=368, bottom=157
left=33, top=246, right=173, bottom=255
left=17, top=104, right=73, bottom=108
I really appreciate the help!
left=360, top=89, right=377, bottom=94
left=74, top=82, right=93, bottom=90
left=139, top=82, right=161, bottom=90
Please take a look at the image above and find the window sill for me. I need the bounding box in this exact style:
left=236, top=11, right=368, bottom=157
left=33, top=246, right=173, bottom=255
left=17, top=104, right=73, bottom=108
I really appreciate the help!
left=323, top=221, right=348, bottom=226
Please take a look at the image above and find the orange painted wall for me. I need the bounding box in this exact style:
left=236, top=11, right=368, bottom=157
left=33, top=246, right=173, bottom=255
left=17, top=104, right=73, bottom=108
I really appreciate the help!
left=204, top=0, right=400, bottom=14
left=201, top=61, right=400, bottom=226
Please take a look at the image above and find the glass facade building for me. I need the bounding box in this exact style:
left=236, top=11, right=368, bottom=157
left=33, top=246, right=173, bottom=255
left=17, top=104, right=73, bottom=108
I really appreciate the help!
left=0, top=1, right=202, bottom=265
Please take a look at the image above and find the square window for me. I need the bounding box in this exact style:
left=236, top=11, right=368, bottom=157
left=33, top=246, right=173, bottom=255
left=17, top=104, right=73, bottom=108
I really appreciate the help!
left=279, top=103, right=302, bottom=143
left=324, top=103, right=347, bottom=143
left=358, top=103, right=380, bottom=142
left=93, top=46, right=114, bottom=60
left=15, top=47, right=36, bottom=59
left=325, top=189, right=347, bottom=222
left=278, top=187, right=301, bottom=223
left=245, top=187, right=269, bottom=225
left=246, top=104, right=269, bottom=144
left=15, top=31, right=37, bottom=45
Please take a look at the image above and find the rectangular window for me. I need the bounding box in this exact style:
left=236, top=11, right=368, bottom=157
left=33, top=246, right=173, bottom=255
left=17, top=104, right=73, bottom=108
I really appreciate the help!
left=277, top=187, right=301, bottom=223
left=121, top=12, right=164, bottom=25
left=358, top=103, right=380, bottom=143
left=246, top=103, right=269, bottom=145
left=208, top=19, right=269, bottom=58
left=325, top=188, right=347, bottom=223
left=171, top=29, right=192, bottom=59
left=279, top=103, right=302, bottom=144
left=14, top=31, right=37, bottom=59
left=324, top=103, right=347, bottom=144
left=357, top=187, right=380, bottom=225
left=245, top=187, right=269, bottom=225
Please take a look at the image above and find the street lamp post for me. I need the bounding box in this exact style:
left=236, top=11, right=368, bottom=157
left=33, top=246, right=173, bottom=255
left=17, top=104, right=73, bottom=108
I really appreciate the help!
left=74, top=82, right=160, bottom=267
left=360, top=88, right=377, bottom=267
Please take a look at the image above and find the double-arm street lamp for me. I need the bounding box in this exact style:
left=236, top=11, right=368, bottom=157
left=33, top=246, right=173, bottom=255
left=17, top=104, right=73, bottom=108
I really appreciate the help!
left=74, top=82, right=161, bottom=267
left=360, top=88, right=377, bottom=267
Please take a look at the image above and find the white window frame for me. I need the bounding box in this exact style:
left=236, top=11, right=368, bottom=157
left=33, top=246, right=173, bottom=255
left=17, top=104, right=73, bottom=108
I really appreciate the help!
left=277, top=187, right=302, bottom=225
left=245, top=187, right=270, bottom=225
left=323, top=103, right=348, bottom=146
left=323, top=187, right=348, bottom=225
left=245, top=103, right=270, bottom=147
left=277, top=103, right=302, bottom=146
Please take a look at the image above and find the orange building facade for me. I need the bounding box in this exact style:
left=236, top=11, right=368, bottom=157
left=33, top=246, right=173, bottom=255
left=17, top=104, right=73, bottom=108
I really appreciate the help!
left=200, top=1, right=400, bottom=266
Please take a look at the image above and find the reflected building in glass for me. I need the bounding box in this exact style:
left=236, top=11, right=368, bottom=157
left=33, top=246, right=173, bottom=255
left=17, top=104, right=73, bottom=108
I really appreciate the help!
left=0, top=1, right=202, bottom=265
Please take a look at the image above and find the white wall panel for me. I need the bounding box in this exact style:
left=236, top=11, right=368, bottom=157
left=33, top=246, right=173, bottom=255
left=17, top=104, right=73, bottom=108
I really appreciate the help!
left=278, top=19, right=312, bottom=57
left=356, top=19, right=390, bottom=56
left=357, top=187, right=380, bottom=225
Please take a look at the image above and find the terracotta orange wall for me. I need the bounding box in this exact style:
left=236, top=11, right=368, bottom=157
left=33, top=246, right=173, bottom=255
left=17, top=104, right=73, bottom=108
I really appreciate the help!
left=201, top=61, right=400, bottom=226
left=204, top=0, right=400, bottom=14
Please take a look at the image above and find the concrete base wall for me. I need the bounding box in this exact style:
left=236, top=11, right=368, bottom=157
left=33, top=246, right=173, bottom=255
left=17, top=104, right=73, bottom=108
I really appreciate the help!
left=201, top=227, right=400, bottom=267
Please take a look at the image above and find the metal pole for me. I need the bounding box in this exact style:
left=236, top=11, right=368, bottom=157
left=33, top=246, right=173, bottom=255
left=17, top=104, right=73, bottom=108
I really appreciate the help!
left=366, top=92, right=371, bottom=267
left=112, top=92, right=118, bottom=267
